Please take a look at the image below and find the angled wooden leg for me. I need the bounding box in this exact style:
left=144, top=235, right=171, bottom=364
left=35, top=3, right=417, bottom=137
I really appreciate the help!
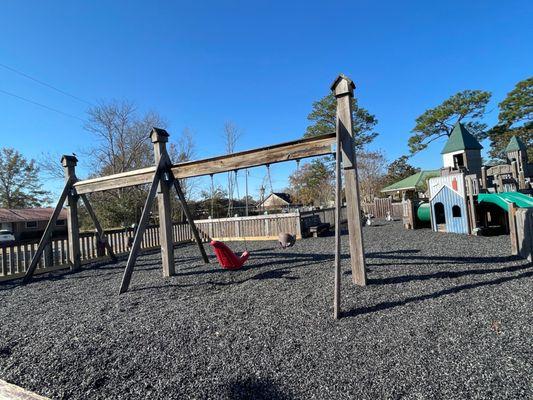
left=334, top=145, right=342, bottom=319
left=173, top=179, right=209, bottom=264
left=79, top=194, right=117, bottom=261
left=23, top=178, right=73, bottom=283
left=119, top=169, right=161, bottom=294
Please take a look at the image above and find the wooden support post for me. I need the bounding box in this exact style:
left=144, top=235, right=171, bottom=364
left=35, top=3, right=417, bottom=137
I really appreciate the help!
left=79, top=194, right=116, bottom=261
left=409, top=200, right=416, bottom=230
left=150, top=128, right=175, bottom=277
left=518, top=170, right=526, bottom=190
left=481, top=166, right=487, bottom=191
left=508, top=202, right=518, bottom=255
left=44, top=242, right=53, bottom=267
left=119, top=166, right=162, bottom=294
left=511, top=160, right=519, bottom=190
left=22, top=178, right=73, bottom=283
left=497, top=174, right=503, bottom=193
left=334, top=136, right=342, bottom=319
left=172, top=179, right=210, bottom=264
left=511, top=160, right=519, bottom=179
left=62, top=155, right=81, bottom=271
left=466, top=177, right=477, bottom=234
left=331, top=74, right=366, bottom=286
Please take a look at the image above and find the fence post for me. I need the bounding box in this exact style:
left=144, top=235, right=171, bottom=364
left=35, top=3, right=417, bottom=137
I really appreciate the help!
left=151, top=128, right=175, bottom=277
left=466, top=177, right=477, bottom=234
left=508, top=202, right=518, bottom=255
left=332, top=74, right=366, bottom=286
left=295, top=209, right=302, bottom=239
left=44, top=242, right=53, bottom=267
left=61, top=155, right=81, bottom=271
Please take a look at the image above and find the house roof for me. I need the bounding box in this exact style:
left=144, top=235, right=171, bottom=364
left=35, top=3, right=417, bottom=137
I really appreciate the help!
left=259, top=192, right=292, bottom=206
left=0, top=208, right=67, bottom=223
left=441, top=122, right=483, bottom=154
left=505, top=136, right=527, bottom=153
left=381, top=170, right=441, bottom=193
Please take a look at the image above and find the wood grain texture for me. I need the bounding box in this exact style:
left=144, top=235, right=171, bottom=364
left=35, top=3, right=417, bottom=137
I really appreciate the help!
left=74, top=134, right=335, bottom=194
left=22, top=178, right=72, bottom=283
left=119, top=167, right=162, bottom=294
left=153, top=140, right=175, bottom=277
left=334, top=124, right=342, bottom=319
left=0, top=379, right=49, bottom=399
left=333, top=75, right=367, bottom=287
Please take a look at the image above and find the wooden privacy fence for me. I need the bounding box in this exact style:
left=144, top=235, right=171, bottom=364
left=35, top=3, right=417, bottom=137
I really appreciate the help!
left=300, top=207, right=346, bottom=227
left=0, top=206, right=351, bottom=282
left=194, top=213, right=302, bottom=241
left=0, top=223, right=205, bottom=282
left=361, top=198, right=403, bottom=218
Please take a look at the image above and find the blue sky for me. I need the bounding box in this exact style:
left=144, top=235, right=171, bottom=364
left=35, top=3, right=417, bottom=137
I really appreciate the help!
left=1, top=1, right=531, bottom=199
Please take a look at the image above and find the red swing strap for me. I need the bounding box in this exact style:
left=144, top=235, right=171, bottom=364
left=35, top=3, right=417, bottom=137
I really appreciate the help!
left=210, top=240, right=249, bottom=270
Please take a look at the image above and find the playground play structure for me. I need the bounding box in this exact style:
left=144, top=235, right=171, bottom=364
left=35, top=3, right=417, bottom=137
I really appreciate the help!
left=390, top=122, right=533, bottom=259
left=20, top=74, right=365, bottom=319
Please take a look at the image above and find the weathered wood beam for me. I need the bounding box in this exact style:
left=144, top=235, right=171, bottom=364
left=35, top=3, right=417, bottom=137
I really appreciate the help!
left=0, top=379, right=49, bottom=400
left=151, top=128, right=175, bottom=277
left=22, top=178, right=73, bottom=283
left=118, top=167, right=162, bottom=294
left=74, top=133, right=335, bottom=194
left=332, top=74, right=366, bottom=287
left=333, top=129, right=342, bottom=319
left=62, top=155, right=81, bottom=270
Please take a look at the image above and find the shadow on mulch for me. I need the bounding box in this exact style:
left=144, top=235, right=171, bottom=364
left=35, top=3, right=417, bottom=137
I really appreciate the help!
left=343, top=269, right=533, bottom=318
left=225, top=377, right=292, bottom=400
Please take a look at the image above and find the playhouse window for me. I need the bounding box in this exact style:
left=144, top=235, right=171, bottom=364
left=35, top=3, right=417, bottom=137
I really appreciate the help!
left=453, top=153, right=465, bottom=168
left=452, top=205, right=462, bottom=218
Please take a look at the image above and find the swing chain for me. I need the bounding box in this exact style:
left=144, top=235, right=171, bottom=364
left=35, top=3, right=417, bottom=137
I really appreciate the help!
left=233, top=170, right=248, bottom=251
left=209, top=174, right=215, bottom=218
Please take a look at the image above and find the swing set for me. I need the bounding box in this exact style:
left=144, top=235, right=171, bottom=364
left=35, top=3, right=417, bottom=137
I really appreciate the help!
left=21, top=74, right=366, bottom=319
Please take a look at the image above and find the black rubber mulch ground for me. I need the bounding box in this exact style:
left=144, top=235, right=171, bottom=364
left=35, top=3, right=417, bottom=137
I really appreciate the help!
left=0, top=221, right=531, bottom=399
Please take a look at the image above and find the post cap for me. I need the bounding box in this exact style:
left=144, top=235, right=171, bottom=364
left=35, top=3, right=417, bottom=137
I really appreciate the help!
left=150, top=127, right=170, bottom=143
left=331, top=74, right=355, bottom=97
left=61, top=155, right=78, bottom=167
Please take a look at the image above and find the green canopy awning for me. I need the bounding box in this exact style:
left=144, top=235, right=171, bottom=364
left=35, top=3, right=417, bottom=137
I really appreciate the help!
left=381, top=170, right=440, bottom=193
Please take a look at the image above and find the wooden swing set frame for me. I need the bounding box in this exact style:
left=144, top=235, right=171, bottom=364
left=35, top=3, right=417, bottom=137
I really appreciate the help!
left=22, top=74, right=366, bottom=319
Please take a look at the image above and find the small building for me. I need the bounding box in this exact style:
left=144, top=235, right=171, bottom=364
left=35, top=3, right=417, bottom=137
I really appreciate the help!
left=0, top=208, right=67, bottom=240
left=441, top=122, right=483, bottom=177
left=428, top=173, right=470, bottom=234
left=258, top=192, right=293, bottom=210
left=506, top=136, right=528, bottom=172
left=381, top=170, right=440, bottom=199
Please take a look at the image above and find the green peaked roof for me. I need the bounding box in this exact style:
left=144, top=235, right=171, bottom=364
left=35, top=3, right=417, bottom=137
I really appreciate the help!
left=505, top=136, right=527, bottom=153
left=441, top=122, right=483, bottom=154
left=381, top=170, right=440, bottom=193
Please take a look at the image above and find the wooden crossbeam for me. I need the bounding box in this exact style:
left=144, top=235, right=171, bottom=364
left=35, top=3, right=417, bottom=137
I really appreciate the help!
left=79, top=194, right=117, bottom=261
left=118, top=167, right=162, bottom=294
left=173, top=178, right=209, bottom=264
left=74, top=133, right=335, bottom=194
left=23, top=178, right=74, bottom=283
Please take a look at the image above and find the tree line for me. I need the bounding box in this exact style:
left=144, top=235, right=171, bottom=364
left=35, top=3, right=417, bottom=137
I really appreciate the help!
left=0, top=76, right=530, bottom=225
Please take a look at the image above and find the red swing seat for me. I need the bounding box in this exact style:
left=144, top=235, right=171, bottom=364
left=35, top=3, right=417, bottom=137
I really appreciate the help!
left=210, top=240, right=250, bottom=270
